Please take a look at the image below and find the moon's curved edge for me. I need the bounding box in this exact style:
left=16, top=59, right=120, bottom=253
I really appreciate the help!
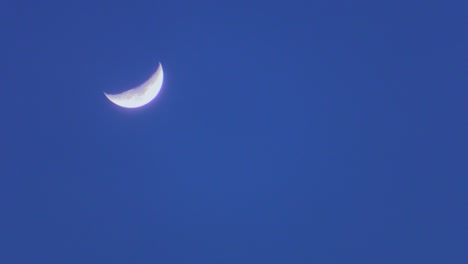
left=103, top=62, right=163, bottom=109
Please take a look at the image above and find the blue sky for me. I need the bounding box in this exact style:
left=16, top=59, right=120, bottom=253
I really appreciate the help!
left=0, top=0, right=466, bottom=263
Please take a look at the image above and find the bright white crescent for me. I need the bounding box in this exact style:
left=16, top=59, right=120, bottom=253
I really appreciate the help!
left=104, top=63, right=164, bottom=108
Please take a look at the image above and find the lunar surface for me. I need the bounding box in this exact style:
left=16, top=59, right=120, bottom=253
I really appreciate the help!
left=104, top=63, right=164, bottom=108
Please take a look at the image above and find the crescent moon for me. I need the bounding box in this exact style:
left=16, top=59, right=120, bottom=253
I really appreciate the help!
left=104, top=63, right=164, bottom=108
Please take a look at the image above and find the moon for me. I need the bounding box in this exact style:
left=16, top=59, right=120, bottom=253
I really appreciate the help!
left=104, top=63, right=164, bottom=108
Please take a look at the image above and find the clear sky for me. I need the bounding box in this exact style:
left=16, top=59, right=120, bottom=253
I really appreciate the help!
left=0, top=0, right=466, bottom=263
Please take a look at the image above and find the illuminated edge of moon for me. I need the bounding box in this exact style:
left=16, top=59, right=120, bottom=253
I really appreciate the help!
left=104, top=63, right=164, bottom=108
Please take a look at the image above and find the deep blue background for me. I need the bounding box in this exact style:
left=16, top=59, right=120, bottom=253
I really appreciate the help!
left=0, top=0, right=466, bottom=263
